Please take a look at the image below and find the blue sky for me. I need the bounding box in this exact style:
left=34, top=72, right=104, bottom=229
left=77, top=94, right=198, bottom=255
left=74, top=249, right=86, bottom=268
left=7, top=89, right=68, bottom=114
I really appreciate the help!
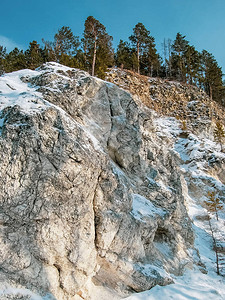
left=1, top=0, right=225, bottom=73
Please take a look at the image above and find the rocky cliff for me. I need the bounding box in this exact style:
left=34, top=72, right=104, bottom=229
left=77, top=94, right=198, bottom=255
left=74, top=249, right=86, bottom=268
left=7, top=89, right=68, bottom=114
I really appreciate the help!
left=0, top=63, right=224, bottom=300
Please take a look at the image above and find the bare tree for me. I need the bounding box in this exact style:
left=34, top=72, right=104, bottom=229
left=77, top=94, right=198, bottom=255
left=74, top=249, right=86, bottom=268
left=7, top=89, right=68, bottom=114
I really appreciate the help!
left=204, top=191, right=224, bottom=275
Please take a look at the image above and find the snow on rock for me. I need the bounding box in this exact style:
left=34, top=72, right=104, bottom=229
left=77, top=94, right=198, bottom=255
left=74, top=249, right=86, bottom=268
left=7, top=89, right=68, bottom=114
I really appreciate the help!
left=154, top=117, right=181, bottom=138
left=125, top=115, right=225, bottom=300
left=0, top=287, right=45, bottom=300
left=0, top=69, right=45, bottom=113
left=131, top=194, right=166, bottom=222
left=126, top=270, right=225, bottom=300
left=135, top=263, right=172, bottom=280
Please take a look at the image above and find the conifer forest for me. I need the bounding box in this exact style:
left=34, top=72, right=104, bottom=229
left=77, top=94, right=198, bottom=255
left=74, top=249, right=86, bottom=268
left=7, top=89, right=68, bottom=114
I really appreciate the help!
left=0, top=16, right=224, bottom=105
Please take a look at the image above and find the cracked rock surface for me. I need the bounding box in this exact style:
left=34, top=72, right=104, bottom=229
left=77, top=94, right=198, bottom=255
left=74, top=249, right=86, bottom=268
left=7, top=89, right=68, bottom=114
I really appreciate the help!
left=0, top=63, right=194, bottom=299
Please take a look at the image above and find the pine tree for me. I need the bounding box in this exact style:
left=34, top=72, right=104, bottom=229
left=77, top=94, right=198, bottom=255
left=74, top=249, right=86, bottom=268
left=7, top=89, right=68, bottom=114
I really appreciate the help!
left=41, top=39, right=57, bottom=62
left=171, top=33, right=189, bottom=82
left=214, top=121, right=225, bottom=151
left=42, top=26, right=80, bottom=67
left=204, top=191, right=223, bottom=275
left=201, top=50, right=224, bottom=103
left=115, top=40, right=138, bottom=70
left=129, top=23, right=150, bottom=74
left=206, top=213, right=220, bottom=275
left=184, top=45, right=201, bottom=85
left=0, top=45, right=6, bottom=75
left=141, top=36, right=161, bottom=77
left=129, top=23, right=160, bottom=76
left=73, top=49, right=86, bottom=70
left=54, top=26, right=80, bottom=61
left=94, top=43, right=114, bottom=78
left=25, top=41, right=43, bottom=70
left=161, top=38, right=172, bottom=78
left=83, top=16, right=113, bottom=77
left=4, top=48, right=26, bottom=72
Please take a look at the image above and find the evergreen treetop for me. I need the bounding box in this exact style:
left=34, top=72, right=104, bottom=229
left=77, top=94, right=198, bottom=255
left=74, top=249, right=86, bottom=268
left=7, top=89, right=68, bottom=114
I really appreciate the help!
left=115, top=40, right=138, bottom=71
left=83, top=16, right=113, bottom=78
left=54, top=26, right=80, bottom=57
left=129, top=23, right=160, bottom=76
left=0, top=45, right=6, bottom=75
left=25, top=41, right=43, bottom=70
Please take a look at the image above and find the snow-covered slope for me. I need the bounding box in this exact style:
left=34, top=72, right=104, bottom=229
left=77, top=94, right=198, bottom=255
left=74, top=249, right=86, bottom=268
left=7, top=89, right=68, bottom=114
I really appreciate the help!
left=126, top=117, right=225, bottom=300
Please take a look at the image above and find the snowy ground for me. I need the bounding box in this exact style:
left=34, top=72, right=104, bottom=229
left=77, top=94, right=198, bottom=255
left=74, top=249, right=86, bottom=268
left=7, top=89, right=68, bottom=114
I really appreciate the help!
left=126, top=117, right=225, bottom=300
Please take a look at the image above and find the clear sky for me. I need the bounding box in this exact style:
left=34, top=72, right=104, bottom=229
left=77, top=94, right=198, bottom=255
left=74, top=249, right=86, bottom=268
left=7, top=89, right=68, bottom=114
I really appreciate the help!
left=1, top=0, right=225, bottom=73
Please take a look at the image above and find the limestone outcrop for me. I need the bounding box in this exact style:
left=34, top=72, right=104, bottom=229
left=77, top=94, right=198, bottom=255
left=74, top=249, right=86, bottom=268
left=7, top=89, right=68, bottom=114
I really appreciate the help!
left=0, top=63, right=194, bottom=299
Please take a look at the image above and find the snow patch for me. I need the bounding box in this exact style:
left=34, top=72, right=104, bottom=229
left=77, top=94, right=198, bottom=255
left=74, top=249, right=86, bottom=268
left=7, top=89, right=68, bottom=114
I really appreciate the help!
left=0, top=69, right=46, bottom=114
left=135, top=263, right=171, bottom=279
left=126, top=269, right=225, bottom=300
left=0, top=287, right=54, bottom=300
left=131, top=194, right=165, bottom=222
left=154, top=117, right=181, bottom=138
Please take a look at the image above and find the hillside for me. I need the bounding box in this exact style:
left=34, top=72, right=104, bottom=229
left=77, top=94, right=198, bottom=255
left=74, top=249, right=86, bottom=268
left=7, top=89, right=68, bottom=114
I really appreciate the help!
left=0, top=63, right=224, bottom=300
left=106, top=68, right=225, bottom=131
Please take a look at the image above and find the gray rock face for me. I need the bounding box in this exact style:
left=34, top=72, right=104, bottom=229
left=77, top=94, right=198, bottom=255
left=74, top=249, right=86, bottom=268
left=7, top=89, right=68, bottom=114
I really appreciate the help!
left=0, top=63, right=194, bottom=299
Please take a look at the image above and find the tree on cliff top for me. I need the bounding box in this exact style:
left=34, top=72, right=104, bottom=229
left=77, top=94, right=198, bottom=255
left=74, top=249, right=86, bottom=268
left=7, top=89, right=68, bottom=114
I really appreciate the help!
left=83, top=16, right=113, bottom=78
left=201, top=50, right=224, bottom=103
left=0, top=45, right=6, bottom=75
left=4, top=47, right=26, bottom=72
left=171, top=33, right=189, bottom=82
left=54, top=26, right=80, bottom=58
left=115, top=39, right=138, bottom=71
left=25, top=41, right=43, bottom=70
left=129, top=23, right=150, bottom=74
left=42, top=26, right=80, bottom=65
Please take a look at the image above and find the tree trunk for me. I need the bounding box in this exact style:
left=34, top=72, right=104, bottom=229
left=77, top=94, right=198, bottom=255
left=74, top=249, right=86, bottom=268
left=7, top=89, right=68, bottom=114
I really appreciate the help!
left=137, top=41, right=140, bottom=74
left=168, top=40, right=172, bottom=78
left=92, top=35, right=97, bottom=76
left=216, top=209, right=219, bottom=221
left=162, top=39, right=168, bottom=78
left=209, top=88, right=213, bottom=120
left=150, top=65, right=153, bottom=77
left=208, top=215, right=220, bottom=275
left=55, top=40, right=59, bottom=62
left=84, top=42, right=88, bottom=72
left=168, top=57, right=172, bottom=78
left=209, top=84, right=213, bottom=101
